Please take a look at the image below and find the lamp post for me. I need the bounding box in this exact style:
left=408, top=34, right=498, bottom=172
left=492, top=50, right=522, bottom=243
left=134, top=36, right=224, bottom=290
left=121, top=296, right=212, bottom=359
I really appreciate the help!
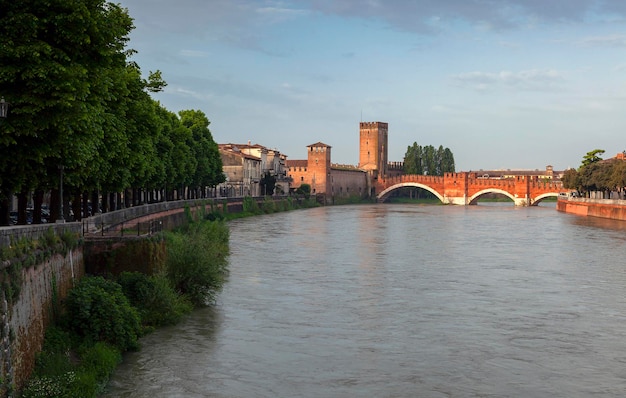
left=56, top=165, right=65, bottom=223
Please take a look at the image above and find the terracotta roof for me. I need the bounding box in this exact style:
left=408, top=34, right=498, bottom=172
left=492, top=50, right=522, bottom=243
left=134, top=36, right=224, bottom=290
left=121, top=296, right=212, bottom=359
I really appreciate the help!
left=286, top=159, right=308, bottom=167
left=306, top=142, right=331, bottom=148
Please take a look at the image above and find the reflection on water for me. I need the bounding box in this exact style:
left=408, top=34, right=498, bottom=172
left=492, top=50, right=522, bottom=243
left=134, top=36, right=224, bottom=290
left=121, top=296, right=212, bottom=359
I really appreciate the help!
left=103, top=204, right=626, bottom=398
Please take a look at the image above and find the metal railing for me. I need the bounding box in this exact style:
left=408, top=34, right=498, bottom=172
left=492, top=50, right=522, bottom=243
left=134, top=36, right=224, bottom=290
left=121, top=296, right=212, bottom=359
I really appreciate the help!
left=82, top=219, right=164, bottom=238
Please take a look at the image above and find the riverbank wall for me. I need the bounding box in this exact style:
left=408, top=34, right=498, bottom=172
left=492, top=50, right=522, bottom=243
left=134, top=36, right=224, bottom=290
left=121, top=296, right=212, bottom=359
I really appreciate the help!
left=1, top=195, right=309, bottom=395
left=557, top=197, right=626, bottom=221
left=1, top=245, right=84, bottom=395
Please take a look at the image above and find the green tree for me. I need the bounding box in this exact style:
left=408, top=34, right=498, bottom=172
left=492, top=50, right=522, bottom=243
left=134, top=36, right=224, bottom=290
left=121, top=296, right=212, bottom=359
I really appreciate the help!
left=296, top=183, right=311, bottom=197
left=422, top=145, right=436, bottom=176
left=561, top=168, right=580, bottom=191
left=0, top=0, right=135, bottom=224
left=403, top=142, right=422, bottom=175
left=581, top=149, right=605, bottom=168
left=440, top=147, right=456, bottom=174
left=610, top=160, right=626, bottom=198
left=179, top=110, right=225, bottom=198
left=260, top=172, right=276, bottom=196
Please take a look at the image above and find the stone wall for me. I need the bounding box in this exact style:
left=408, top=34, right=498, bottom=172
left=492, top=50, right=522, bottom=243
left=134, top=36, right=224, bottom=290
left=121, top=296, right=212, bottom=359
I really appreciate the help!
left=0, top=223, right=81, bottom=249
left=1, top=248, right=84, bottom=393
left=329, top=168, right=369, bottom=199
left=557, top=197, right=626, bottom=221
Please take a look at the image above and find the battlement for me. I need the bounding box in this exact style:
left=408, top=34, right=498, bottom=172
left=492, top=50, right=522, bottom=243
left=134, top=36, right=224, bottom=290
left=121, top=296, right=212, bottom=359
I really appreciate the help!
left=360, top=121, right=388, bottom=129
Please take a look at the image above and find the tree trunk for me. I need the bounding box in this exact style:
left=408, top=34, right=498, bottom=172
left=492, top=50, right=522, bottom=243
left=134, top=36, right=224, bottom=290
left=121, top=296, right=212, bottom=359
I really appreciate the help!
left=17, top=191, right=28, bottom=225
left=33, top=190, right=44, bottom=224
left=72, top=192, right=82, bottom=221
left=0, top=195, right=10, bottom=226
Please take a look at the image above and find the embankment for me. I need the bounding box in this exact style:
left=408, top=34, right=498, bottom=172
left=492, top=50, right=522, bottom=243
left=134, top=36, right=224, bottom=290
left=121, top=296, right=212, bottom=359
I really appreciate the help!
left=557, top=197, right=626, bottom=221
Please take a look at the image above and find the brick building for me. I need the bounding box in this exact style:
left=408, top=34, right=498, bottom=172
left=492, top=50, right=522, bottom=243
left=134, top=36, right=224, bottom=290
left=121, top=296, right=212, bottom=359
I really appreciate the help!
left=286, top=122, right=391, bottom=202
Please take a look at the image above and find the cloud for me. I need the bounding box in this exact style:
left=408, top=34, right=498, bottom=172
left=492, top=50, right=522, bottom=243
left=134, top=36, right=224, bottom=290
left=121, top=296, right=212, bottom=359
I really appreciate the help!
left=306, top=0, right=614, bottom=33
left=123, top=0, right=624, bottom=49
left=452, top=69, right=566, bottom=91
left=179, top=50, right=209, bottom=58
left=579, top=34, right=626, bottom=47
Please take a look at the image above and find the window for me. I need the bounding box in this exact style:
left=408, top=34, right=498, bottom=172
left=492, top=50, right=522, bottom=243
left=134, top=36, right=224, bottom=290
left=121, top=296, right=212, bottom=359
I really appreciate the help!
left=301, top=176, right=304, bottom=182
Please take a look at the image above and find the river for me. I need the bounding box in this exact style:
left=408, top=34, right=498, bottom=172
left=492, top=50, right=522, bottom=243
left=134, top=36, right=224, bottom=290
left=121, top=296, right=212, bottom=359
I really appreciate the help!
left=103, top=203, right=626, bottom=397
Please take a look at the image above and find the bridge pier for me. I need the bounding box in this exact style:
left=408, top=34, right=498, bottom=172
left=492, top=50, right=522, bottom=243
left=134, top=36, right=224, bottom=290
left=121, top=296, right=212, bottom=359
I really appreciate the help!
left=514, top=197, right=529, bottom=206
left=443, top=196, right=467, bottom=205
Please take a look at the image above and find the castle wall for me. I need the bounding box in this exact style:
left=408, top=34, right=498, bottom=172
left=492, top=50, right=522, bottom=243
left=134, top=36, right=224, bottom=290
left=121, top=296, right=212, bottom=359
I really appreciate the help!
left=330, top=169, right=369, bottom=199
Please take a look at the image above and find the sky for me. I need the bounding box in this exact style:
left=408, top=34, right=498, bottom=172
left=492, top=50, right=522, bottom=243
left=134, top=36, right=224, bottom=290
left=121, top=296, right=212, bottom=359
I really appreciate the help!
left=117, top=0, right=626, bottom=171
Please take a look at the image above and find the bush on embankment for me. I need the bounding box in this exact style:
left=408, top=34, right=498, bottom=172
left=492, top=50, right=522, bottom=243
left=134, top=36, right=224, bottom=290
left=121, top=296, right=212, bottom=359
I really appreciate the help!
left=164, top=220, right=229, bottom=306
left=205, top=196, right=319, bottom=221
left=19, top=219, right=230, bottom=398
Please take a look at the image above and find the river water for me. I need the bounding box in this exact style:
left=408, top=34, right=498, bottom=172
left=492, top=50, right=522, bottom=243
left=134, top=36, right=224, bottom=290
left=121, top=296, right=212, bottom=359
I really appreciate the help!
left=103, top=203, right=626, bottom=397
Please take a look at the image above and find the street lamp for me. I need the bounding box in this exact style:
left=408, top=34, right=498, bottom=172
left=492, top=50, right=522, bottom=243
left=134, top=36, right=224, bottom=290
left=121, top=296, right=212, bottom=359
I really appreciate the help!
left=0, top=97, right=8, bottom=119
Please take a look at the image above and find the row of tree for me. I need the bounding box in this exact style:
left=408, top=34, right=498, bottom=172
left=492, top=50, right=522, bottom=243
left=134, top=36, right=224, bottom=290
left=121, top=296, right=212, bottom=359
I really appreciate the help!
left=402, top=142, right=455, bottom=176
left=562, top=149, right=626, bottom=198
left=0, top=1, right=225, bottom=226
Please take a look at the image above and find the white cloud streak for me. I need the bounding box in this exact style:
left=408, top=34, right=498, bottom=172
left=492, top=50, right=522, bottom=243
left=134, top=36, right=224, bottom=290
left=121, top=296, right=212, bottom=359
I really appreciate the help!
left=453, top=69, right=566, bottom=91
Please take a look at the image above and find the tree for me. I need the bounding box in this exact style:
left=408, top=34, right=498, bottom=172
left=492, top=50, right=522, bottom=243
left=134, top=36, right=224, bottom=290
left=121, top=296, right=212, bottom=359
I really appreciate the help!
left=260, top=172, right=276, bottom=196
left=440, top=147, right=456, bottom=174
left=561, top=168, right=580, bottom=191
left=179, top=110, right=225, bottom=198
left=296, top=183, right=311, bottom=197
left=403, top=142, right=455, bottom=176
left=581, top=149, right=605, bottom=168
left=403, top=142, right=422, bottom=175
left=0, top=0, right=135, bottom=224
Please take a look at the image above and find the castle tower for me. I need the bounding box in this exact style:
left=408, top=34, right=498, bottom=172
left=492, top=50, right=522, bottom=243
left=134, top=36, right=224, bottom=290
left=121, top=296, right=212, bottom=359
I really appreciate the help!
left=307, top=142, right=332, bottom=195
left=358, top=121, right=388, bottom=179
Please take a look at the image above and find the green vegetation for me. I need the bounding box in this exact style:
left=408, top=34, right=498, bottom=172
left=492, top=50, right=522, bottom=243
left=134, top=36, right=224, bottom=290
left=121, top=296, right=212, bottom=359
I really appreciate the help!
left=19, top=218, right=229, bottom=397
left=21, top=328, right=121, bottom=398
left=403, top=142, right=455, bottom=176
left=260, top=172, right=277, bottom=196
left=0, top=229, right=80, bottom=304
left=562, top=149, right=626, bottom=198
left=387, top=197, right=442, bottom=205
left=0, top=1, right=225, bottom=226
left=117, top=271, right=192, bottom=329
left=295, top=183, right=311, bottom=197
left=332, top=195, right=375, bottom=205
left=65, top=276, right=142, bottom=352
left=208, top=196, right=319, bottom=222
left=165, top=221, right=229, bottom=306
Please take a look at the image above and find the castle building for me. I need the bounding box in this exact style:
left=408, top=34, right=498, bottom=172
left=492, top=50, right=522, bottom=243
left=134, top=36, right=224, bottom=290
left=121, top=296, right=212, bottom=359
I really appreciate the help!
left=286, top=122, right=390, bottom=202
left=358, top=121, right=388, bottom=180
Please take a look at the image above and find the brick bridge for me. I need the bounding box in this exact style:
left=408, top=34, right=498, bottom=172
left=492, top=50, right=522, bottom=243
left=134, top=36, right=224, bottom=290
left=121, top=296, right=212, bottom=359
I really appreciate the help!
left=375, top=172, right=562, bottom=206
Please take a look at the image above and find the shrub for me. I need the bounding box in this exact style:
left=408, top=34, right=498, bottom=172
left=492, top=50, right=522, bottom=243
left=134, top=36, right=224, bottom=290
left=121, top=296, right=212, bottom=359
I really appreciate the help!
left=118, top=271, right=192, bottom=327
left=65, top=276, right=142, bottom=351
left=78, top=342, right=121, bottom=383
left=165, top=221, right=229, bottom=306
left=243, top=196, right=260, bottom=214
left=262, top=197, right=275, bottom=213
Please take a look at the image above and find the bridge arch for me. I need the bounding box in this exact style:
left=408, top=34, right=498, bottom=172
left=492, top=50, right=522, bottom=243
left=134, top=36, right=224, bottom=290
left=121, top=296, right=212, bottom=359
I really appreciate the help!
left=468, top=189, right=516, bottom=205
left=377, top=182, right=444, bottom=203
left=531, top=192, right=559, bottom=206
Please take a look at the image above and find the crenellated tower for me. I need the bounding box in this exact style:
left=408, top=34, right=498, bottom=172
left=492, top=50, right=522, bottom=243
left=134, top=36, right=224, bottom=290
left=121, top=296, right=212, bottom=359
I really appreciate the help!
left=306, top=142, right=332, bottom=195
left=358, top=121, right=388, bottom=180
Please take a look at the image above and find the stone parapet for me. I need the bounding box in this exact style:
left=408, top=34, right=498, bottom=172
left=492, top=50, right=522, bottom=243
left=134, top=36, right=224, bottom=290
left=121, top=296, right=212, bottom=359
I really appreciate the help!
left=0, top=223, right=81, bottom=249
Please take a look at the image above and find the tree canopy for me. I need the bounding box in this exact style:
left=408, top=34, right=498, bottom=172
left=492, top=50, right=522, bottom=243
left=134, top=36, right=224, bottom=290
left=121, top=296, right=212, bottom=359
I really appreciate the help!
left=403, top=142, right=455, bottom=176
left=0, top=0, right=224, bottom=225
left=561, top=150, right=626, bottom=198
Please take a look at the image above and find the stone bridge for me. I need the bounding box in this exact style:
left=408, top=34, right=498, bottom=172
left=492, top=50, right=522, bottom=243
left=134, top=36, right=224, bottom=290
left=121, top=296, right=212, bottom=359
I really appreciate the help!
left=375, top=172, right=562, bottom=206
